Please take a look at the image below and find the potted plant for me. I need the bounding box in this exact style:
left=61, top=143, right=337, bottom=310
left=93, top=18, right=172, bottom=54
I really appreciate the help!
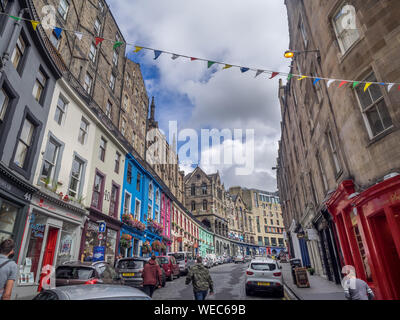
left=307, top=267, right=315, bottom=275
left=142, top=241, right=152, bottom=254
left=151, top=240, right=162, bottom=252
left=120, top=238, right=130, bottom=249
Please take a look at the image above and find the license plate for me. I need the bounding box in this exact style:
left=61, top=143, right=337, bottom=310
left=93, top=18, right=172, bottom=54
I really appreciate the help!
left=257, top=282, right=270, bottom=286
left=123, top=273, right=135, bottom=277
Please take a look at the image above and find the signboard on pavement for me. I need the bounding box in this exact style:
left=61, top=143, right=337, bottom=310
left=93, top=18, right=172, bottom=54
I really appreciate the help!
left=93, top=246, right=105, bottom=262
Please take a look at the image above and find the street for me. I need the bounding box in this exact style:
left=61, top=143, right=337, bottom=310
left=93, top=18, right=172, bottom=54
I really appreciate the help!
left=152, top=262, right=286, bottom=300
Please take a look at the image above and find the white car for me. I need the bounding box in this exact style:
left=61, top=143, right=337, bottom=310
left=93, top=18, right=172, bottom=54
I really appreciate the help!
left=234, top=255, right=245, bottom=263
left=245, top=258, right=284, bottom=297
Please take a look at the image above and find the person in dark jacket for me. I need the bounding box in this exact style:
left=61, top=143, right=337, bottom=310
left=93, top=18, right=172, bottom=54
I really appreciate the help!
left=186, top=256, right=214, bottom=300
left=142, top=253, right=162, bottom=298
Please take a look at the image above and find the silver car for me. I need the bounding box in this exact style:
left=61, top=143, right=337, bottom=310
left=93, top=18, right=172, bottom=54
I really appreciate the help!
left=245, top=258, right=284, bottom=297
left=33, top=284, right=151, bottom=300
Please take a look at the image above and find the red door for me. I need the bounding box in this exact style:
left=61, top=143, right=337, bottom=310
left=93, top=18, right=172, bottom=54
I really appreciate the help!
left=38, top=227, right=59, bottom=292
left=369, top=213, right=400, bottom=300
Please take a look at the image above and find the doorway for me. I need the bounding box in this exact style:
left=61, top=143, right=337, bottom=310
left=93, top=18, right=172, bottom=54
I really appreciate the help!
left=37, top=227, right=59, bottom=291
left=370, top=212, right=400, bottom=300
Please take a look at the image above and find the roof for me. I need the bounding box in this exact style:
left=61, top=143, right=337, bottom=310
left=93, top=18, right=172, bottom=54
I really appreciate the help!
left=49, top=284, right=150, bottom=300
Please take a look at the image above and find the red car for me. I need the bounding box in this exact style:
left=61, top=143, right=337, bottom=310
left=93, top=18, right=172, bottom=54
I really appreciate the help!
left=156, top=255, right=180, bottom=281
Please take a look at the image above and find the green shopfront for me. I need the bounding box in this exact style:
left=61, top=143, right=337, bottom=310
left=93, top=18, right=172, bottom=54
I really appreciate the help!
left=199, top=227, right=214, bottom=257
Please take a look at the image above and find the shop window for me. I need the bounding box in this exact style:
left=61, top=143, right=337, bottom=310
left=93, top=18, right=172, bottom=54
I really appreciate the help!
left=105, top=229, right=117, bottom=265
left=20, top=212, right=47, bottom=285
left=350, top=210, right=372, bottom=282
left=0, top=200, right=18, bottom=243
left=56, top=222, right=76, bottom=266
left=83, top=222, right=99, bottom=261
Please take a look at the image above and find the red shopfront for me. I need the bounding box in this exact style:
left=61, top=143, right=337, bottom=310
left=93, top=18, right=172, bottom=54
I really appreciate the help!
left=327, top=176, right=400, bottom=300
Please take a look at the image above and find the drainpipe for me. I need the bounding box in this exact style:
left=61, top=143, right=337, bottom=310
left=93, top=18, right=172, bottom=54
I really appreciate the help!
left=0, top=8, right=28, bottom=75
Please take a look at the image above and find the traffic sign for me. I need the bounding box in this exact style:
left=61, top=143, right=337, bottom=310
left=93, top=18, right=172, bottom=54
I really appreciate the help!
left=98, top=233, right=104, bottom=241
left=99, top=222, right=106, bottom=233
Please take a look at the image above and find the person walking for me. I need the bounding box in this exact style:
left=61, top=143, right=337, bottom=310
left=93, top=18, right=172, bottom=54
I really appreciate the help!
left=141, top=253, right=162, bottom=298
left=0, top=239, right=18, bottom=300
left=342, top=267, right=375, bottom=300
left=185, top=256, right=214, bottom=300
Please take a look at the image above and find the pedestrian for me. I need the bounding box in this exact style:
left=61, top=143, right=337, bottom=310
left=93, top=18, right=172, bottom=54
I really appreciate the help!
left=342, top=267, right=375, bottom=300
left=0, top=239, right=18, bottom=300
left=141, top=253, right=162, bottom=298
left=185, top=256, right=214, bottom=300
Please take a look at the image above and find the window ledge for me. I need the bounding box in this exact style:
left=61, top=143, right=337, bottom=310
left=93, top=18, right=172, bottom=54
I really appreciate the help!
left=366, top=126, right=397, bottom=148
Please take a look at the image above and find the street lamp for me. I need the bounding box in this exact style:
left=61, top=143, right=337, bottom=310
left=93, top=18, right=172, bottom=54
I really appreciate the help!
left=284, top=49, right=321, bottom=62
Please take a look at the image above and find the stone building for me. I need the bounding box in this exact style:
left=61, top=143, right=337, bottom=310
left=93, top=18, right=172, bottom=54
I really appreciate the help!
left=31, top=0, right=148, bottom=156
left=278, top=0, right=400, bottom=299
left=146, top=97, right=184, bottom=203
left=184, top=167, right=229, bottom=239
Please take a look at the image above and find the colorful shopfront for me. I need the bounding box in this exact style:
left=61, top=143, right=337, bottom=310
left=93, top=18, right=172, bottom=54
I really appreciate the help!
left=119, top=153, right=164, bottom=257
left=327, top=176, right=400, bottom=300
left=14, top=190, right=86, bottom=299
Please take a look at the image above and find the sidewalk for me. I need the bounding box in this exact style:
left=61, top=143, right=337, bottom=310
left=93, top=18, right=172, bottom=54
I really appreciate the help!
left=281, top=263, right=346, bottom=300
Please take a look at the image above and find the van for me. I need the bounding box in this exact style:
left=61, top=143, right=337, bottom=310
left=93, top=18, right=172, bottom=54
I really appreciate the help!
left=167, top=252, right=195, bottom=275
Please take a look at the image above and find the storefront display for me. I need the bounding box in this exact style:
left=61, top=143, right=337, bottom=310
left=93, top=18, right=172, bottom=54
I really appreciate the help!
left=20, top=212, right=46, bottom=285
left=0, top=199, right=18, bottom=242
left=105, top=229, right=117, bottom=265
left=56, top=222, right=77, bottom=266
left=83, top=222, right=99, bottom=261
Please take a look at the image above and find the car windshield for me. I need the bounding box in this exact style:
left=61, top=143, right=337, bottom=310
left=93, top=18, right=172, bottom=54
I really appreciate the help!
left=117, top=259, right=144, bottom=269
left=251, top=263, right=277, bottom=271
left=174, top=253, right=185, bottom=261
left=156, top=257, right=169, bottom=264
left=56, top=266, right=95, bottom=280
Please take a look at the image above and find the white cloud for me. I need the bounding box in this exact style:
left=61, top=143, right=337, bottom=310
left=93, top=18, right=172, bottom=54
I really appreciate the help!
left=108, top=0, right=290, bottom=191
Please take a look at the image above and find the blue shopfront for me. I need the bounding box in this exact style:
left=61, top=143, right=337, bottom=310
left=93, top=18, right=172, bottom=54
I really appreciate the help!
left=119, top=153, right=163, bottom=257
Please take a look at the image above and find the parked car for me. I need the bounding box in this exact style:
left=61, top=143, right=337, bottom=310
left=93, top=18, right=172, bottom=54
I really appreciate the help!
left=202, top=257, right=213, bottom=268
left=168, top=252, right=195, bottom=275
left=205, top=254, right=217, bottom=267
left=33, top=284, right=151, bottom=300
left=55, top=261, right=122, bottom=288
left=115, top=257, right=166, bottom=288
left=245, top=258, right=284, bottom=297
left=156, top=255, right=180, bottom=281
left=234, top=255, right=245, bottom=263
left=244, top=255, right=252, bottom=262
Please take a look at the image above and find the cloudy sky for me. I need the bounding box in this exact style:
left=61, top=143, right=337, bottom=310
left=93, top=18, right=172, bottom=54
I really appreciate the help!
left=108, top=0, right=290, bottom=191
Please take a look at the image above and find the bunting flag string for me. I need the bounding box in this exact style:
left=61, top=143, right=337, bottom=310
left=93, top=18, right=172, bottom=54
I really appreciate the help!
left=1, top=11, right=399, bottom=91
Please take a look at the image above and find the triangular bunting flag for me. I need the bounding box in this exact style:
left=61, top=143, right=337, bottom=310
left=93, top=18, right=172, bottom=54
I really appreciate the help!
left=31, top=20, right=40, bottom=31
left=171, top=54, right=180, bottom=60
left=270, top=72, right=279, bottom=79
left=53, top=27, right=62, bottom=39
left=113, top=41, right=124, bottom=50
left=95, top=37, right=104, bottom=46
left=154, top=50, right=162, bottom=60
left=287, top=74, right=293, bottom=80
left=240, top=67, right=250, bottom=73
left=190, top=57, right=198, bottom=61
left=207, top=61, right=216, bottom=68
left=133, top=46, right=143, bottom=53
left=10, top=16, right=21, bottom=21
left=387, top=83, right=395, bottom=91
left=298, top=76, right=307, bottom=80
left=364, top=83, right=372, bottom=92
left=223, top=64, right=232, bottom=70
left=313, top=78, right=321, bottom=85
left=75, top=32, right=83, bottom=40
left=327, top=79, right=335, bottom=87
left=352, top=81, right=359, bottom=88
left=339, top=81, right=348, bottom=88
left=255, top=70, right=264, bottom=78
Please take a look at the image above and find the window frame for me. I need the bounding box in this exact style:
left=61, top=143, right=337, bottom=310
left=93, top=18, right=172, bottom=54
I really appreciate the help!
left=109, top=182, right=120, bottom=218
left=99, top=137, right=107, bottom=162
left=114, top=152, right=120, bottom=174
left=32, top=67, right=48, bottom=106
left=54, top=94, right=68, bottom=126
left=67, top=153, right=87, bottom=199
left=58, top=0, right=70, bottom=20
left=11, top=32, right=29, bottom=75
left=84, top=73, right=93, bottom=94
left=123, top=191, right=132, bottom=216
left=134, top=198, right=141, bottom=221
left=78, top=117, right=89, bottom=145
left=136, top=172, right=141, bottom=192
left=91, top=169, right=105, bottom=211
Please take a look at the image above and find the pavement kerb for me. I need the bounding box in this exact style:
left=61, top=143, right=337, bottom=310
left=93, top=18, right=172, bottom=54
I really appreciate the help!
left=283, top=281, right=302, bottom=300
